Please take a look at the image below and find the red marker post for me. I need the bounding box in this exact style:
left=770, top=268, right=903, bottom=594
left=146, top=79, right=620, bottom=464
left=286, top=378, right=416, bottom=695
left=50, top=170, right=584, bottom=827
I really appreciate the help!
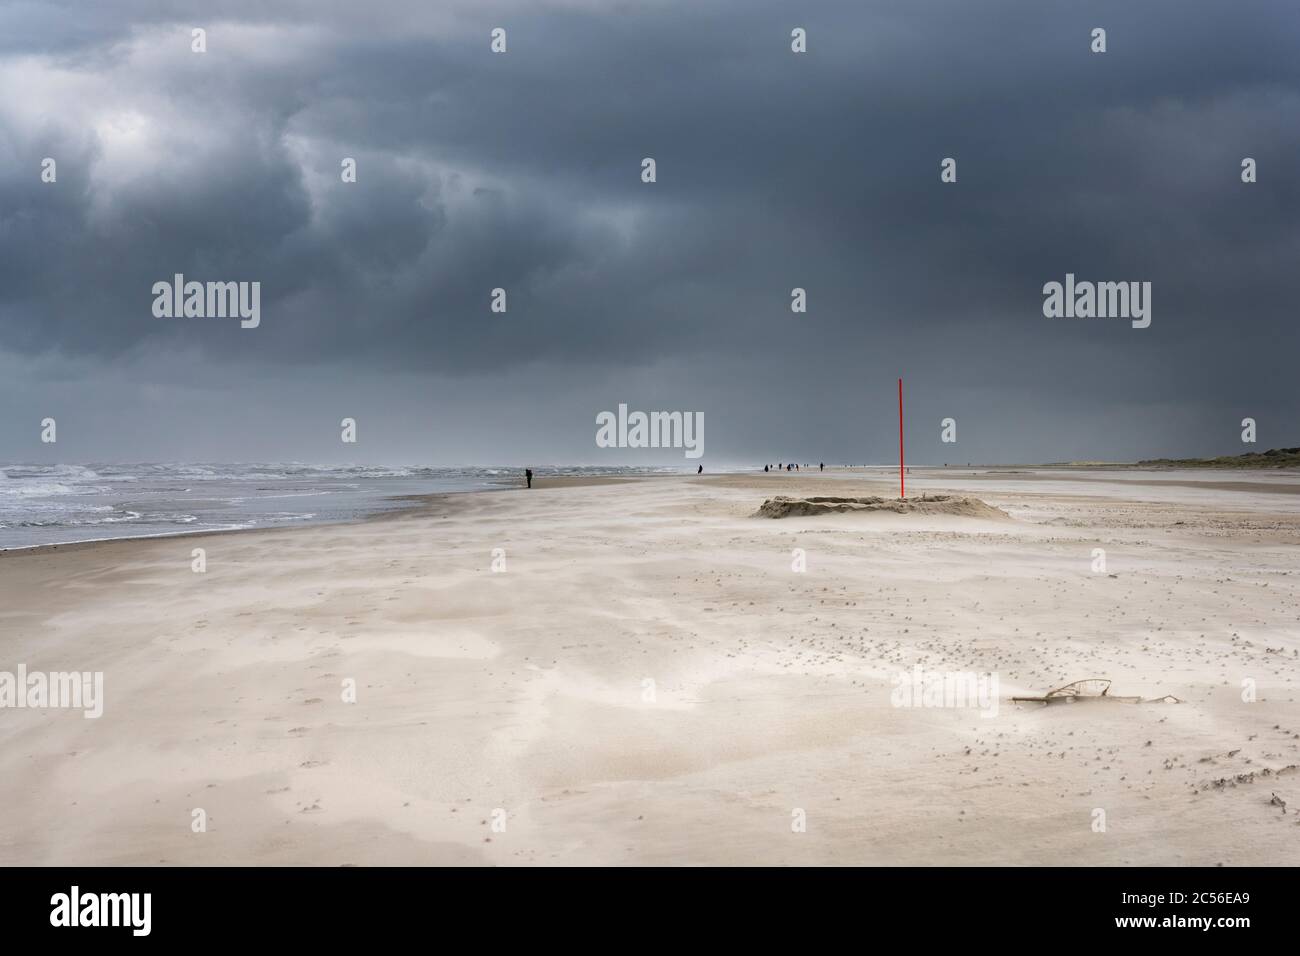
left=898, top=377, right=905, bottom=499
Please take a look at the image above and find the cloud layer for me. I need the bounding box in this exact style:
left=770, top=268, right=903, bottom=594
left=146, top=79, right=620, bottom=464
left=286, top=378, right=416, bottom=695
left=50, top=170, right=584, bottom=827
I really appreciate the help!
left=3, top=0, right=1298, bottom=464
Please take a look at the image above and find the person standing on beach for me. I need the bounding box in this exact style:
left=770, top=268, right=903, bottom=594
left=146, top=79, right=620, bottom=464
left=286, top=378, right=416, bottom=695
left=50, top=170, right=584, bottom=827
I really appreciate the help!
left=525, top=468, right=533, bottom=489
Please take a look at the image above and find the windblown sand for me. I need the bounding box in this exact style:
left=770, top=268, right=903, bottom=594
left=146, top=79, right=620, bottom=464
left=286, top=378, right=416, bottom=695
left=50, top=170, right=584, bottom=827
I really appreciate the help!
left=2, top=468, right=1299, bottom=865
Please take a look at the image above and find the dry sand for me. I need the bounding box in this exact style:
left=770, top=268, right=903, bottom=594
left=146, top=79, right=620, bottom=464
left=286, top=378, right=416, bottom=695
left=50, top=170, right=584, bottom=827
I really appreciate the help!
left=2, top=467, right=1299, bottom=865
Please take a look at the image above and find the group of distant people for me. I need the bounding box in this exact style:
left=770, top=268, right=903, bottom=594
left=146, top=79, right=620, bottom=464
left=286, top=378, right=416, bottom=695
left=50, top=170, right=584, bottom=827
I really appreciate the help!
left=763, top=462, right=824, bottom=473
left=526, top=459, right=873, bottom=489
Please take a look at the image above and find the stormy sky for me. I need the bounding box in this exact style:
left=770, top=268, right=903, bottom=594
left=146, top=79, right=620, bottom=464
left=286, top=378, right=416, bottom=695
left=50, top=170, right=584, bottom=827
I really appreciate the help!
left=2, top=0, right=1298, bottom=466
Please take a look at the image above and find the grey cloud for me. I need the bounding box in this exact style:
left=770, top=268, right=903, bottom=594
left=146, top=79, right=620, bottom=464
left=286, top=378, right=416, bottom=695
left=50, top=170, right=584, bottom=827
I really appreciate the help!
left=1, top=0, right=1298, bottom=463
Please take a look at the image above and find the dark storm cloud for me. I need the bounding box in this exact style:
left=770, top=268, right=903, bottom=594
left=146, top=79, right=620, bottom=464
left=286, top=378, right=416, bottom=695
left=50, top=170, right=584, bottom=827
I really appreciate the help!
left=2, top=0, right=1299, bottom=462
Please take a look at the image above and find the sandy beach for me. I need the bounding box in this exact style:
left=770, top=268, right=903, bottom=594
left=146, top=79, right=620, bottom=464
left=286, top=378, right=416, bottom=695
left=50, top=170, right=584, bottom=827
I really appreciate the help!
left=2, top=468, right=1299, bottom=866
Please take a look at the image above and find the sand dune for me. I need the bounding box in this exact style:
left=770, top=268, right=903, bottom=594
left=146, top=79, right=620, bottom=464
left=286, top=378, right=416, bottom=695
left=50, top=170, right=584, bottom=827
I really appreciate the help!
left=755, top=493, right=1010, bottom=519
left=1, top=468, right=1298, bottom=865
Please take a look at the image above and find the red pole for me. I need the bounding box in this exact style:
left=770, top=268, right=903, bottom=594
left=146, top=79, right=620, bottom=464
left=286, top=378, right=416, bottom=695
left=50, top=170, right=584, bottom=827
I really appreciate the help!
left=898, top=377, right=905, bottom=498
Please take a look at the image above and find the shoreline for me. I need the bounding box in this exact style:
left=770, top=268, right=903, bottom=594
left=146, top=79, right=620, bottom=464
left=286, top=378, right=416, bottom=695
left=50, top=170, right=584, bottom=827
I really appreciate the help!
left=7, top=464, right=1300, bottom=558
left=0, top=473, right=651, bottom=557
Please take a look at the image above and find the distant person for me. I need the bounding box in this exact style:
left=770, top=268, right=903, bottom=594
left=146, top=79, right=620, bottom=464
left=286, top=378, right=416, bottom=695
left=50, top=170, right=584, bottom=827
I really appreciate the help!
left=697, top=465, right=703, bottom=474
left=764, top=464, right=769, bottom=473
left=819, top=462, right=824, bottom=472
left=525, top=468, right=533, bottom=489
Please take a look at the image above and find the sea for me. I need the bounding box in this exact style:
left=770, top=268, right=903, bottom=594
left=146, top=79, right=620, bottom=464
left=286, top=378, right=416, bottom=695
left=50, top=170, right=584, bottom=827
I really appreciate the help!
left=0, top=463, right=684, bottom=550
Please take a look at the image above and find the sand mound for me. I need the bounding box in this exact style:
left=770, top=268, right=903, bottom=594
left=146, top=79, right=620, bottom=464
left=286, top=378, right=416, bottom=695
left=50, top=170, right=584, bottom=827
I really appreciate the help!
left=754, top=494, right=1011, bottom=520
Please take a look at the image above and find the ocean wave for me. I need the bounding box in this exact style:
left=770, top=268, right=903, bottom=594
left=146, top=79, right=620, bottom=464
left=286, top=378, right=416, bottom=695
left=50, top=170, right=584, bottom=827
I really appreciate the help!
left=0, top=481, right=111, bottom=498
left=16, top=510, right=143, bottom=528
